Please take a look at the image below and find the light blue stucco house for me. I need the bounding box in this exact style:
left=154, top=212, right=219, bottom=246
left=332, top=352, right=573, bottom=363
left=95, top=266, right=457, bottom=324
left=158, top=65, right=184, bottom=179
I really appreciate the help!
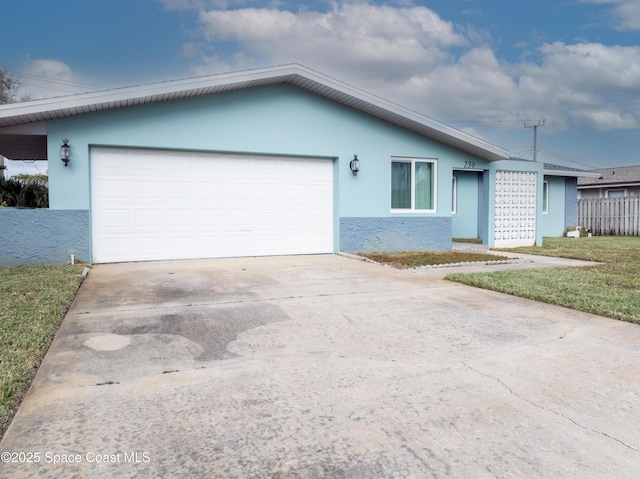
left=0, top=64, right=595, bottom=265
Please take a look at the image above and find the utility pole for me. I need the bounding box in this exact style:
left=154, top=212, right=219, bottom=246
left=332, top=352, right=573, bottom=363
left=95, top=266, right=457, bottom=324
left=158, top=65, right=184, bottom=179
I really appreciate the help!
left=524, top=120, right=545, bottom=162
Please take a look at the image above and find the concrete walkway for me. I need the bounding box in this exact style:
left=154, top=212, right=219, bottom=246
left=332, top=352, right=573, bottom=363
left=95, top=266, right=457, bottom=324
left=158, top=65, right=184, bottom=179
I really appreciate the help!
left=1, top=254, right=639, bottom=478
left=412, top=245, right=601, bottom=278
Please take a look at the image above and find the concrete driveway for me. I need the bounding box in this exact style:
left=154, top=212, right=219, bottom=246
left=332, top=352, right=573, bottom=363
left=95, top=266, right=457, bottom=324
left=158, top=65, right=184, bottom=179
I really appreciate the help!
left=1, top=254, right=640, bottom=478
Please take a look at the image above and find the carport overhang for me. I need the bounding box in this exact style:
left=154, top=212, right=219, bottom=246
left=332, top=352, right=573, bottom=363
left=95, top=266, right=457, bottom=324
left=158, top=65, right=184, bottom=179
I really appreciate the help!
left=543, top=168, right=601, bottom=179
left=0, top=63, right=511, bottom=163
left=0, top=122, right=47, bottom=160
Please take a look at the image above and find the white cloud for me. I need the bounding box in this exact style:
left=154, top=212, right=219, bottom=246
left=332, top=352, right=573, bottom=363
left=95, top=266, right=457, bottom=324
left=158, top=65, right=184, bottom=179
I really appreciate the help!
left=173, top=2, right=640, bottom=134
left=148, top=1, right=640, bottom=137
left=18, top=59, right=94, bottom=100
left=398, top=47, right=520, bottom=121
left=535, top=42, right=640, bottom=92
left=517, top=42, right=640, bottom=129
left=186, top=2, right=487, bottom=128
left=580, top=0, right=640, bottom=30
left=194, top=3, right=467, bottom=81
left=570, top=109, right=637, bottom=129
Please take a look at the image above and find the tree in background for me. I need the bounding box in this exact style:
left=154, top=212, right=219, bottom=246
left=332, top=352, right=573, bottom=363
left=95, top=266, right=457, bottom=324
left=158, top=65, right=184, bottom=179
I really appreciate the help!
left=0, top=175, right=49, bottom=208
left=0, top=68, right=21, bottom=104
left=0, top=68, right=31, bottom=179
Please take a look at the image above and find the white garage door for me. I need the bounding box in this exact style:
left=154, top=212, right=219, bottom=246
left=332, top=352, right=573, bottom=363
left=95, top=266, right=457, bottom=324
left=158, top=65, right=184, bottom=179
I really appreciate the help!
left=91, top=148, right=334, bottom=263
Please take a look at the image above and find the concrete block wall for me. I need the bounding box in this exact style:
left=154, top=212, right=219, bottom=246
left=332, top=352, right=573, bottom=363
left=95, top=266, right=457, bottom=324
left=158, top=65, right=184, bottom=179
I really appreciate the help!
left=340, top=217, right=451, bottom=253
left=0, top=209, right=90, bottom=266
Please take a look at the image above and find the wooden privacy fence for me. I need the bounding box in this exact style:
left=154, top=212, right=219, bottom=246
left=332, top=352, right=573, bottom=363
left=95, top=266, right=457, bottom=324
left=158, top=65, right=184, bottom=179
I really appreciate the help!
left=578, top=197, right=640, bottom=236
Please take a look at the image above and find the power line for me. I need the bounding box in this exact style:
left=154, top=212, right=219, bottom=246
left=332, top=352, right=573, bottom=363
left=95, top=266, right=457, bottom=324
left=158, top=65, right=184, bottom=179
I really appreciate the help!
left=510, top=147, right=534, bottom=159
left=439, top=118, right=540, bottom=127
left=16, top=81, right=93, bottom=95
left=9, top=70, right=106, bottom=90
left=537, top=148, right=599, bottom=169
left=8, top=70, right=106, bottom=96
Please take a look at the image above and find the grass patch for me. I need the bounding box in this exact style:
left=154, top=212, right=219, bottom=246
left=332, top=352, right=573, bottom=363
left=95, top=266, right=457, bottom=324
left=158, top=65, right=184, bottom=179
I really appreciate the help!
left=358, top=251, right=512, bottom=269
left=0, top=264, right=85, bottom=439
left=452, top=237, right=483, bottom=244
left=447, top=236, right=640, bottom=324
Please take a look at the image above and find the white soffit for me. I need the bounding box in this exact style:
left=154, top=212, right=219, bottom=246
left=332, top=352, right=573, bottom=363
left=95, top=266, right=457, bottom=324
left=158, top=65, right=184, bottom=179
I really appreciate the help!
left=0, top=64, right=510, bottom=162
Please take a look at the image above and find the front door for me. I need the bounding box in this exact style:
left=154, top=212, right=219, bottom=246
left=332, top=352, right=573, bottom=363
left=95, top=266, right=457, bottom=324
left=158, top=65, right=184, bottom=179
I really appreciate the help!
left=452, top=170, right=483, bottom=240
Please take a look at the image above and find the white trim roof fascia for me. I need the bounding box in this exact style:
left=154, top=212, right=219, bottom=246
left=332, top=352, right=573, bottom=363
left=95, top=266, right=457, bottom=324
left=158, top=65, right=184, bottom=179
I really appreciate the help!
left=0, top=64, right=511, bottom=161
left=544, top=169, right=601, bottom=178
left=577, top=182, right=640, bottom=189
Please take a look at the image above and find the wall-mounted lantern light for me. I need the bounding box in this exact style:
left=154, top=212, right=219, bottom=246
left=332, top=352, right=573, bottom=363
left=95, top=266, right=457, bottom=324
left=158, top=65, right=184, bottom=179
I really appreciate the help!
left=60, top=139, right=71, bottom=167
left=349, top=154, right=360, bottom=176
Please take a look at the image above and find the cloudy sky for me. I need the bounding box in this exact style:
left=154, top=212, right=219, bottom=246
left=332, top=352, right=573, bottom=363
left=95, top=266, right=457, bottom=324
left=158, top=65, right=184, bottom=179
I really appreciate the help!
left=3, top=0, right=640, bottom=170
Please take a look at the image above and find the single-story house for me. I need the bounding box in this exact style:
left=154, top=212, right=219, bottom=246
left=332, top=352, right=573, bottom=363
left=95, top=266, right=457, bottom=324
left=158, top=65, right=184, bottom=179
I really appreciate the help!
left=0, top=64, right=595, bottom=265
left=578, top=165, right=640, bottom=199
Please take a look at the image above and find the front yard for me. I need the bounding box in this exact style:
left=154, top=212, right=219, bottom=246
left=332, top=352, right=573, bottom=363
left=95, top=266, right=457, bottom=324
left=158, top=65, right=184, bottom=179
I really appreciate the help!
left=0, top=265, right=85, bottom=438
left=363, top=237, right=640, bottom=324
left=446, top=237, right=640, bottom=323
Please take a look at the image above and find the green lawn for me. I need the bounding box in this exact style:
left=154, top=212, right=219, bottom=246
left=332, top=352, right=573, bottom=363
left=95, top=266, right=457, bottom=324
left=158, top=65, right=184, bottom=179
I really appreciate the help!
left=446, top=236, right=640, bottom=324
left=0, top=264, right=85, bottom=439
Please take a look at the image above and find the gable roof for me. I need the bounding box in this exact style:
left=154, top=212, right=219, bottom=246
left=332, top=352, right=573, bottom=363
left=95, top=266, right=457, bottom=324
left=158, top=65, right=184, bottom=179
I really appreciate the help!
left=577, top=165, right=640, bottom=187
left=0, top=64, right=510, bottom=162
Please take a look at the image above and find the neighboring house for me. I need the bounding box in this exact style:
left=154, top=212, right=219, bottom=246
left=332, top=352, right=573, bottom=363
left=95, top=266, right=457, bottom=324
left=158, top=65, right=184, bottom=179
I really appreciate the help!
left=577, top=165, right=640, bottom=199
left=0, top=64, right=594, bottom=265
left=540, top=163, right=599, bottom=237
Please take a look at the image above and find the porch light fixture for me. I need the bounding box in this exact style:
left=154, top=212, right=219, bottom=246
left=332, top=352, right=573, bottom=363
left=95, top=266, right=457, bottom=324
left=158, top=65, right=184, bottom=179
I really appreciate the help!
left=349, top=154, right=360, bottom=176
left=60, top=139, right=71, bottom=167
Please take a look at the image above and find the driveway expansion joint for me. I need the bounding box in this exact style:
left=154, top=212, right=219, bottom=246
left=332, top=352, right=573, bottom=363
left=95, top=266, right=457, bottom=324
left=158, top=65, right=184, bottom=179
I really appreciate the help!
left=69, top=285, right=459, bottom=316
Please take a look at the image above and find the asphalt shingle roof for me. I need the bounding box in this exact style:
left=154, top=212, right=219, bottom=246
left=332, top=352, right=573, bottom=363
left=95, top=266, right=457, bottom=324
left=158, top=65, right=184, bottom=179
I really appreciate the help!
left=577, top=165, right=640, bottom=186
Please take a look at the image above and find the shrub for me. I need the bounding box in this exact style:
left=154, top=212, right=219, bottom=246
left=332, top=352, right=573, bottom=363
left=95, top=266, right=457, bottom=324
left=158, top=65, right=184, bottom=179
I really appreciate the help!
left=0, top=175, right=49, bottom=208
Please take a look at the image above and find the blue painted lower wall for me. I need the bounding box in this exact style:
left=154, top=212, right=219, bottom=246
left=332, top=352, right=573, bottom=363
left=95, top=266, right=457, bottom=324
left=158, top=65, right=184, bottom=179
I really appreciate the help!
left=340, top=217, right=451, bottom=252
left=0, top=209, right=90, bottom=266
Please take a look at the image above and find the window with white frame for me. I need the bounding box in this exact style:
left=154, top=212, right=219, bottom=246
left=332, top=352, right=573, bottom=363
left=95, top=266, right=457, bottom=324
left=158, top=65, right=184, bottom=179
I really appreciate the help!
left=391, top=158, right=436, bottom=212
left=543, top=180, right=549, bottom=214
left=606, top=189, right=626, bottom=198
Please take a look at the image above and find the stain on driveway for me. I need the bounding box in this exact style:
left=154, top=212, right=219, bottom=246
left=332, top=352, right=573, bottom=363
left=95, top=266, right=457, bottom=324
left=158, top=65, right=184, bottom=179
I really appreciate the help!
left=1, top=255, right=640, bottom=478
left=111, top=304, right=290, bottom=362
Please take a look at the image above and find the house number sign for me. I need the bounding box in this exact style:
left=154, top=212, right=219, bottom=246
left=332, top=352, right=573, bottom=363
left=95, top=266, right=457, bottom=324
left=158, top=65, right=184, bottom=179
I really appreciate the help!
left=463, top=161, right=476, bottom=169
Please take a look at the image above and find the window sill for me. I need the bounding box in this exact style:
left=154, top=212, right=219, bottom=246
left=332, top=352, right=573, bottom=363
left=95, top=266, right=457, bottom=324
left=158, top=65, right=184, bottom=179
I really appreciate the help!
left=390, top=209, right=437, bottom=214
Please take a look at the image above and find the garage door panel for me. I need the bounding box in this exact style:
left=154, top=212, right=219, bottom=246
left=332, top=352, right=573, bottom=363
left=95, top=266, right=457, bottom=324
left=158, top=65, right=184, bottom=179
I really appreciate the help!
left=254, top=211, right=279, bottom=226
left=95, top=178, right=129, bottom=198
left=98, top=238, right=130, bottom=260
left=225, top=160, right=251, bottom=178
left=91, top=148, right=333, bottom=262
left=129, top=238, right=169, bottom=260
left=195, top=183, right=223, bottom=200
left=96, top=209, right=130, bottom=229
left=98, top=155, right=130, bottom=172
left=129, top=209, right=164, bottom=228
left=306, top=184, right=331, bottom=200
left=164, top=183, right=194, bottom=200
left=165, top=210, right=194, bottom=227
left=132, top=150, right=161, bottom=164
left=133, top=181, right=163, bottom=199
